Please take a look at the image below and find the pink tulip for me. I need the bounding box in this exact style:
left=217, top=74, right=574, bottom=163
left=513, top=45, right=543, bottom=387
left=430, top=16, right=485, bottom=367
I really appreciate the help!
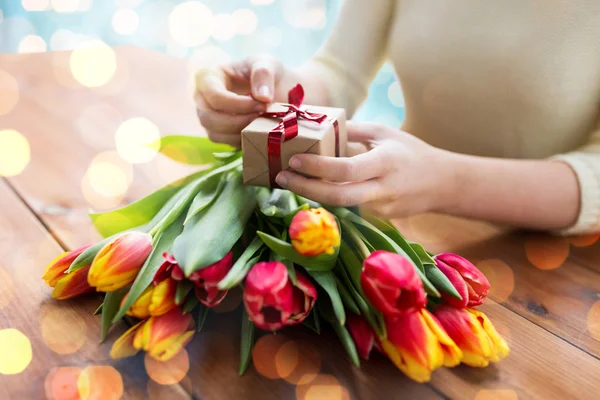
left=434, top=253, right=490, bottom=308
left=347, top=315, right=376, bottom=360
left=361, top=251, right=427, bottom=317
left=190, top=252, right=233, bottom=307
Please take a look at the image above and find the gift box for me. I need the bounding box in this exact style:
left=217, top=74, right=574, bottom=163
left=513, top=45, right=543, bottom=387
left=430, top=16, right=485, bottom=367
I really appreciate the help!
left=242, top=84, right=347, bottom=188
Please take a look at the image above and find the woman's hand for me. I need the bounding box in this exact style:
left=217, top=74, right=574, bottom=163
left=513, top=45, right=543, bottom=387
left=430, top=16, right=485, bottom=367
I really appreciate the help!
left=275, top=122, right=456, bottom=219
left=195, top=55, right=292, bottom=147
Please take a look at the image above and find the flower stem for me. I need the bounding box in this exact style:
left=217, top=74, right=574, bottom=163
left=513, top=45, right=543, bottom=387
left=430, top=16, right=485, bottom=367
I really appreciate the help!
left=341, top=219, right=371, bottom=260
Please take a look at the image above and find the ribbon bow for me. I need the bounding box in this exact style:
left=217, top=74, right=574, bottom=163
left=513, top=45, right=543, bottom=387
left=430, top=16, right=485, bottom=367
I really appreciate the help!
left=263, top=84, right=338, bottom=187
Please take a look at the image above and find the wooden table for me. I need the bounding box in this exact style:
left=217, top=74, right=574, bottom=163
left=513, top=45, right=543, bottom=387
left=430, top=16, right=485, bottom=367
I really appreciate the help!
left=1, top=47, right=599, bottom=400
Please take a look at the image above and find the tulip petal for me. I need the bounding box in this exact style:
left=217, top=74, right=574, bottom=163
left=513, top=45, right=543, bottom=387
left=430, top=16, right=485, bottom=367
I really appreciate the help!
left=435, top=253, right=490, bottom=307
left=347, top=315, right=375, bottom=360
left=149, top=278, right=178, bottom=316
left=467, top=308, right=510, bottom=361
left=289, top=208, right=340, bottom=256
left=110, top=322, right=143, bottom=359
left=421, top=310, right=462, bottom=367
left=51, top=265, right=94, bottom=300
left=43, top=244, right=92, bottom=287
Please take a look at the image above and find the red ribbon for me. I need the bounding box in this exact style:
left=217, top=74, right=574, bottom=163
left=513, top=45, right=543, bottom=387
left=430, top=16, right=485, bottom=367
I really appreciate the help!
left=263, top=84, right=339, bottom=187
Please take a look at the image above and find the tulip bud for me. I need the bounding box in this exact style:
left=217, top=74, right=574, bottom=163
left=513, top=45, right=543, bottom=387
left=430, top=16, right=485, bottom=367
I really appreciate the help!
left=289, top=208, right=340, bottom=256
left=42, top=244, right=94, bottom=300
left=347, top=315, right=375, bottom=360
left=434, top=253, right=490, bottom=308
left=243, top=261, right=294, bottom=331
left=287, top=269, right=317, bottom=325
left=153, top=253, right=184, bottom=284
left=380, top=310, right=462, bottom=383
left=122, top=277, right=178, bottom=319
left=434, top=305, right=509, bottom=367
left=88, top=232, right=152, bottom=292
left=110, top=308, right=195, bottom=362
left=189, top=252, right=233, bottom=307
left=361, top=251, right=427, bottom=317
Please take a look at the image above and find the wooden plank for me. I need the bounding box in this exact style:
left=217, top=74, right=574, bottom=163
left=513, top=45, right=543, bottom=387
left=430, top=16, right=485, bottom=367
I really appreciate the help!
left=0, top=179, right=147, bottom=399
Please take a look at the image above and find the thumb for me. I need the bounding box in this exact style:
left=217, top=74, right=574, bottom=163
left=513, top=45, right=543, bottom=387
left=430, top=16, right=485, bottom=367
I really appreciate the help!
left=250, top=56, right=280, bottom=103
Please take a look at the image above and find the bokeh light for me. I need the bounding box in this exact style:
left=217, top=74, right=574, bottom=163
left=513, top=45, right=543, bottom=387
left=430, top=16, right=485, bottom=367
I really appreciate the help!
left=115, top=0, right=144, bottom=7
left=0, top=329, right=33, bottom=375
left=76, top=103, right=123, bottom=148
left=476, top=259, right=515, bottom=303
left=587, top=301, right=600, bottom=341
left=252, top=334, right=289, bottom=379
left=261, top=26, right=283, bottom=49
left=232, top=9, right=258, bottom=35
left=295, top=374, right=350, bottom=400
left=474, top=389, right=519, bottom=400
left=45, top=366, right=81, bottom=400
left=0, top=70, right=19, bottom=116
left=69, top=41, right=117, bottom=87
left=276, top=340, right=321, bottom=385
left=282, top=0, right=327, bottom=30
left=525, top=234, right=569, bottom=270
left=0, top=129, right=31, bottom=177
left=0, top=267, right=14, bottom=311
left=114, top=117, right=160, bottom=164
left=145, top=349, right=190, bottom=385
left=77, top=366, right=124, bottom=400
left=211, top=13, right=236, bottom=42
left=112, top=8, right=140, bottom=35
left=187, top=45, right=231, bottom=73
left=40, top=305, right=88, bottom=354
left=18, top=34, right=47, bottom=53
left=568, top=234, right=600, bottom=247
left=82, top=151, right=133, bottom=209
left=213, top=286, right=242, bottom=313
left=147, top=378, right=192, bottom=400
left=169, top=1, right=214, bottom=47
left=387, top=81, right=405, bottom=108
left=21, top=0, right=50, bottom=12
left=51, top=0, right=79, bottom=13
left=251, top=0, right=275, bottom=4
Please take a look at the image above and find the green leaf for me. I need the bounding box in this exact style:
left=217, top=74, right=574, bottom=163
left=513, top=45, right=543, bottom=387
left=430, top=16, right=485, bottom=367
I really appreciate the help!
left=259, top=189, right=299, bottom=218
left=89, top=170, right=207, bottom=238
left=218, top=236, right=264, bottom=290
left=93, top=303, right=103, bottom=315
left=68, top=235, right=115, bottom=273
left=295, top=195, right=320, bottom=209
left=424, top=264, right=462, bottom=300
left=239, top=308, right=255, bottom=376
left=335, top=275, right=360, bottom=315
left=311, top=271, right=345, bottom=326
left=196, top=304, right=209, bottom=332
left=409, top=242, right=436, bottom=266
left=175, top=170, right=256, bottom=275
left=155, top=135, right=235, bottom=165
left=257, top=231, right=338, bottom=272
left=175, top=280, right=194, bottom=305
left=416, top=267, right=441, bottom=298
left=112, top=212, right=186, bottom=324
left=182, top=293, right=199, bottom=314
left=331, top=321, right=360, bottom=367
left=302, top=310, right=321, bottom=334
left=100, top=288, right=128, bottom=343
left=184, top=172, right=226, bottom=224
left=338, top=240, right=363, bottom=291
left=213, top=150, right=241, bottom=162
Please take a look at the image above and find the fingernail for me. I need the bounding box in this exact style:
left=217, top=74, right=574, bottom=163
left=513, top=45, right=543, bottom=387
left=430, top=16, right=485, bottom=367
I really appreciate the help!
left=289, top=157, right=302, bottom=169
left=276, top=172, right=288, bottom=187
left=257, top=85, right=271, bottom=98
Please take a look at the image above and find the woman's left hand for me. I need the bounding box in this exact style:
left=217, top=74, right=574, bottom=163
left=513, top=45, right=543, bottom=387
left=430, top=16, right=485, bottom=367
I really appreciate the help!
left=275, top=121, right=456, bottom=219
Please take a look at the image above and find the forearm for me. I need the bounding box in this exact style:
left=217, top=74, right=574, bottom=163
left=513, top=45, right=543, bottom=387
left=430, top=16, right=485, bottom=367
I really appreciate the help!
left=437, top=152, right=580, bottom=231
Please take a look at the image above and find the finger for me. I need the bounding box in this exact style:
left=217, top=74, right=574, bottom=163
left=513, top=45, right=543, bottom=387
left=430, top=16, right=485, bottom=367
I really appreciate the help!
left=347, top=142, right=369, bottom=157
left=288, top=147, right=388, bottom=182
left=196, top=107, right=260, bottom=134
left=346, top=121, right=396, bottom=143
left=250, top=57, right=278, bottom=102
left=275, top=171, right=381, bottom=207
left=205, top=132, right=242, bottom=148
left=196, top=68, right=265, bottom=114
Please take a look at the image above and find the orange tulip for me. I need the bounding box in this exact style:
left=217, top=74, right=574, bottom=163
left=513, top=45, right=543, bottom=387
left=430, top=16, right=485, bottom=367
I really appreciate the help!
left=289, top=208, right=340, bottom=256
left=380, top=309, right=462, bottom=382
left=88, top=232, right=152, bottom=292
left=110, top=308, right=195, bottom=362
left=42, top=244, right=94, bottom=300
left=122, top=278, right=178, bottom=319
left=434, top=305, right=509, bottom=367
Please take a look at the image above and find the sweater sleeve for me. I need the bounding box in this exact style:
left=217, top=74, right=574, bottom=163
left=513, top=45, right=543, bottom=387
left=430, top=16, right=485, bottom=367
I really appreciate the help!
left=301, top=0, right=395, bottom=117
left=551, top=122, right=600, bottom=235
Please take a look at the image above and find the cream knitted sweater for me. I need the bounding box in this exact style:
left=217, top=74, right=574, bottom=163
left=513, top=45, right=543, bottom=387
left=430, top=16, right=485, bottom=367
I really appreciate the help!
left=307, top=0, right=600, bottom=234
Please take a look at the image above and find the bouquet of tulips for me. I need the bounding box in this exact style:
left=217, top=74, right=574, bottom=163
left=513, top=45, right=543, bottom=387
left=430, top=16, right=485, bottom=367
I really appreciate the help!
left=42, top=136, right=509, bottom=382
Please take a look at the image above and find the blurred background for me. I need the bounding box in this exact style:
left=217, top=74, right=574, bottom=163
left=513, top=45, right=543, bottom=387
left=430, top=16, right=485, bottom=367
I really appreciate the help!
left=0, top=0, right=405, bottom=126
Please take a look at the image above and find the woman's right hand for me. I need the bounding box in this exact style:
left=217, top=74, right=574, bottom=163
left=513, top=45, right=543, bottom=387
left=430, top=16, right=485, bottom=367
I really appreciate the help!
left=194, top=55, right=288, bottom=146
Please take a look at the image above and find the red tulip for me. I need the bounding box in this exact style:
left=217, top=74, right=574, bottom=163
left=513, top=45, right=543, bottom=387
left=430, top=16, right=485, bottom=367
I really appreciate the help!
left=434, top=253, right=490, bottom=308
left=153, top=253, right=184, bottom=284
left=360, top=251, right=426, bottom=317
left=381, top=310, right=462, bottom=382
left=434, top=305, right=509, bottom=367
left=347, top=315, right=376, bottom=360
left=189, top=252, right=233, bottom=307
left=42, top=244, right=94, bottom=300
left=243, top=262, right=317, bottom=331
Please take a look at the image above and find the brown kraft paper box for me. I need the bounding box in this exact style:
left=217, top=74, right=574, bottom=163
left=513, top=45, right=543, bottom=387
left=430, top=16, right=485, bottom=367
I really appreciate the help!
left=241, top=103, right=348, bottom=187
